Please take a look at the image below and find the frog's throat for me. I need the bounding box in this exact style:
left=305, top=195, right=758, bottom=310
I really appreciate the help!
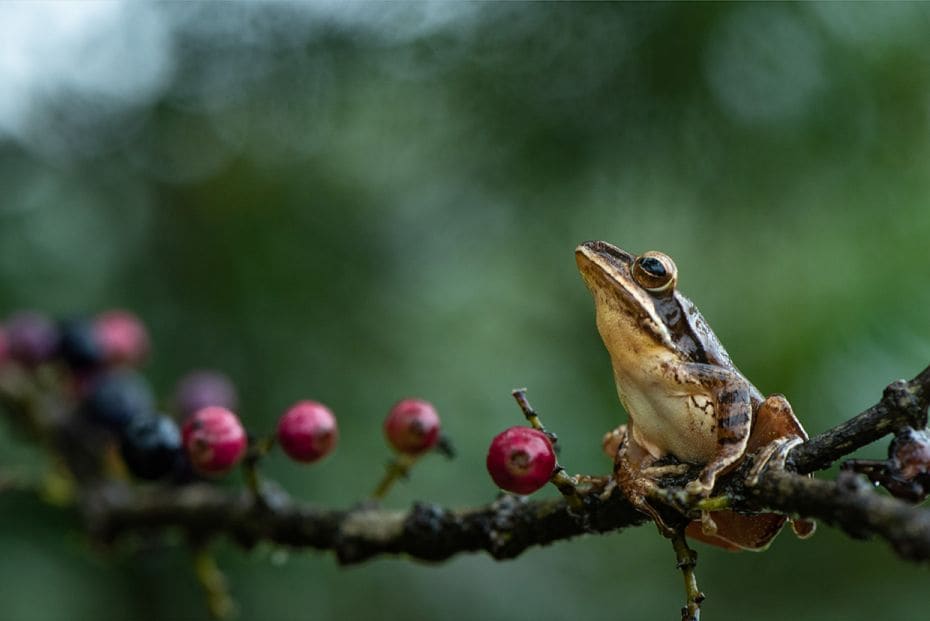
left=576, top=244, right=676, bottom=351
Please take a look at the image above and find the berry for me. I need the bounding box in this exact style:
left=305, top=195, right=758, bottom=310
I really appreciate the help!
left=890, top=427, right=930, bottom=481
left=181, top=406, right=247, bottom=475
left=84, top=370, right=156, bottom=430
left=277, top=400, right=338, bottom=463
left=384, top=398, right=440, bottom=455
left=120, top=413, right=183, bottom=480
left=5, top=312, right=58, bottom=367
left=0, top=325, right=8, bottom=366
left=94, top=310, right=149, bottom=367
left=58, top=317, right=105, bottom=370
left=174, top=370, right=238, bottom=419
left=486, top=427, right=556, bottom=495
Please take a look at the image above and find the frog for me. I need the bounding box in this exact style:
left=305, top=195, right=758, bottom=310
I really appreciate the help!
left=575, top=240, right=812, bottom=550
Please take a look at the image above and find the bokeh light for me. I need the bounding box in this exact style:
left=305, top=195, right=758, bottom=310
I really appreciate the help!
left=1, top=3, right=929, bottom=620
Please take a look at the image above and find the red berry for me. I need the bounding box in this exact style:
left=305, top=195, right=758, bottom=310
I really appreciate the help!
left=181, top=406, right=247, bottom=475
left=384, top=398, right=440, bottom=455
left=277, top=401, right=338, bottom=463
left=94, top=310, right=150, bottom=367
left=486, top=427, right=556, bottom=495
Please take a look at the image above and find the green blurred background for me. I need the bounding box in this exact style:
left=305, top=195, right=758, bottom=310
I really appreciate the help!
left=1, top=2, right=929, bottom=619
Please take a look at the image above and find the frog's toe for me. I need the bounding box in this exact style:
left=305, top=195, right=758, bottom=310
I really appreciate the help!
left=684, top=479, right=711, bottom=498
left=700, top=510, right=718, bottom=536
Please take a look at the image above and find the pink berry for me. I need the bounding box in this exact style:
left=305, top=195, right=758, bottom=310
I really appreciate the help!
left=174, top=370, right=238, bottom=418
left=181, top=406, right=247, bottom=475
left=384, top=398, right=440, bottom=455
left=486, top=427, right=556, bottom=495
left=277, top=401, right=338, bottom=463
left=94, top=310, right=150, bottom=366
left=6, top=312, right=58, bottom=367
left=0, top=325, right=8, bottom=366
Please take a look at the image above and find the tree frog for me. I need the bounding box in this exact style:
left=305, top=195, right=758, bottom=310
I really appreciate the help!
left=575, top=240, right=810, bottom=550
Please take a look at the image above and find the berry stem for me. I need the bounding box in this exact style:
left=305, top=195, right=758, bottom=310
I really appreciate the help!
left=242, top=435, right=275, bottom=505
left=670, top=527, right=704, bottom=621
left=511, top=388, right=560, bottom=448
left=371, top=453, right=418, bottom=500
left=511, top=388, right=596, bottom=510
left=193, top=545, right=236, bottom=620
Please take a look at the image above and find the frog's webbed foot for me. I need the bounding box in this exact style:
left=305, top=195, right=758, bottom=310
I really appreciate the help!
left=746, top=437, right=817, bottom=539
left=683, top=477, right=714, bottom=500
left=602, top=425, right=627, bottom=461
left=643, top=463, right=691, bottom=478
left=622, top=478, right=680, bottom=538
left=613, top=430, right=683, bottom=537
left=746, top=436, right=804, bottom=486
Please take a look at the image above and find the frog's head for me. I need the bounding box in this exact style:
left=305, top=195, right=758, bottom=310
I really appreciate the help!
left=575, top=241, right=679, bottom=355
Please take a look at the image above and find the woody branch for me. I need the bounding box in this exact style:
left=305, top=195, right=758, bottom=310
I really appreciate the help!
left=5, top=365, right=928, bottom=566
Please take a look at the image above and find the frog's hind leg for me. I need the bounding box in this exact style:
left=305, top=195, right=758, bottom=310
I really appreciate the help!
left=746, top=393, right=808, bottom=481
left=748, top=393, right=808, bottom=449
left=746, top=394, right=816, bottom=539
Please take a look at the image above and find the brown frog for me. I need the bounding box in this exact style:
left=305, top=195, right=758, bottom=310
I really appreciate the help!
left=575, top=240, right=811, bottom=550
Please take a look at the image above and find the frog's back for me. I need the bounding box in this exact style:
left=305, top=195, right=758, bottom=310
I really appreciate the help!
left=674, top=293, right=764, bottom=403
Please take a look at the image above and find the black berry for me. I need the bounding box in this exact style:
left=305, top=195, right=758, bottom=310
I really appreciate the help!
left=120, top=413, right=183, bottom=480
left=84, top=370, right=156, bottom=430
left=58, top=317, right=105, bottom=370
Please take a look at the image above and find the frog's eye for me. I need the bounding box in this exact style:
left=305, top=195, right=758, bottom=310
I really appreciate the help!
left=633, top=252, right=677, bottom=293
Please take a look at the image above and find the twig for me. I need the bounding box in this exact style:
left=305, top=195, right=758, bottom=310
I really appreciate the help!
left=670, top=528, right=704, bottom=621
left=193, top=544, right=236, bottom=620
left=789, top=366, right=930, bottom=473
left=371, top=453, right=418, bottom=501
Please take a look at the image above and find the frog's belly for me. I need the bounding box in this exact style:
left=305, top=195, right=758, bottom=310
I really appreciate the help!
left=619, top=384, right=718, bottom=464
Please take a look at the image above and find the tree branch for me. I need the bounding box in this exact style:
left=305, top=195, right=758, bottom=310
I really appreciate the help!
left=82, top=480, right=648, bottom=565
left=5, top=365, right=930, bottom=566
left=788, top=367, right=930, bottom=473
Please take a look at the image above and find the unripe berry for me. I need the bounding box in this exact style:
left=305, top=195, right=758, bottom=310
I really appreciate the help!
left=94, top=310, right=150, bottom=367
left=174, top=370, right=238, bottom=419
left=181, top=406, right=247, bottom=475
left=277, top=400, right=338, bottom=463
left=120, top=413, right=183, bottom=480
left=384, top=398, right=440, bottom=455
left=58, top=317, right=105, bottom=370
left=6, top=312, right=58, bottom=367
left=486, top=427, right=556, bottom=495
left=84, top=370, right=156, bottom=430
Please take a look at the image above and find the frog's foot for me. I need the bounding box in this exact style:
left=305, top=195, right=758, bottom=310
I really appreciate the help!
left=598, top=476, right=619, bottom=502
left=642, top=463, right=691, bottom=478
left=628, top=486, right=679, bottom=538
left=699, top=510, right=718, bottom=536
left=683, top=474, right=715, bottom=501
left=602, top=425, right=627, bottom=461
left=746, top=436, right=804, bottom=486
left=616, top=466, right=679, bottom=536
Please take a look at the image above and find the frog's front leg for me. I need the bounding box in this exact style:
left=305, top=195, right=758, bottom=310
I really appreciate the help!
left=610, top=425, right=689, bottom=536
left=681, top=364, right=754, bottom=499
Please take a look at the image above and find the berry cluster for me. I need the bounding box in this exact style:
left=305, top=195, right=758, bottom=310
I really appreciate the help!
left=0, top=310, right=456, bottom=500
left=0, top=308, right=455, bottom=617
left=0, top=310, right=338, bottom=484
